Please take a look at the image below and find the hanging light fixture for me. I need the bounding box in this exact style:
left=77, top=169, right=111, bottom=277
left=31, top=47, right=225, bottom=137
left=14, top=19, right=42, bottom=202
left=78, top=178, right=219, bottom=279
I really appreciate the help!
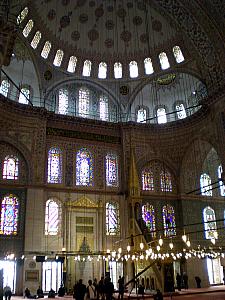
left=182, top=232, right=187, bottom=243
left=159, top=237, right=163, bottom=246
left=169, top=240, right=174, bottom=250
left=140, top=242, right=144, bottom=250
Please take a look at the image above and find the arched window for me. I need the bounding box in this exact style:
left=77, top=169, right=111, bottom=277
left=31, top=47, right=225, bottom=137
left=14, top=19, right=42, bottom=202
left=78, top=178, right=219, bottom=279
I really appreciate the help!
left=129, top=61, right=139, bottom=78
left=144, top=58, right=154, bottom=75
left=106, top=202, right=120, bottom=235
left=218, top=165, right=225, bottom=196
left=142, top=168, right=154, bottom=191
left=76, top=148, right=93, bottom=186
left=47, top=148, right=63, bottom=184
left=0, top=79, right=10, bottom=97
left=17, top=7, right=28, bottom=24
left=162, top=205, right=176, bottom=237
left=157, top=107, right=167, bottom=124
left=200, top=173, right=212, bottom=196
left=58, top=88, right=69, bottom=115
left=0, top=194, right=19, bottom=235
left=173, top=46, right=184, bottom=63
left=53, top=49, right=64, bottom=67
left=19, top=87, right=30, bottom=104
left=31, top=31, right=42, bottom=49
left=99, top=95, right=109, bottom=121
left=22, top=19, right=34, bottom=37
left=3, top=156, right=19, bottom=180
left=67, top=56, right=77, bottom=73
left=105, top=153, right=119, bottom=187
left=114, top=62, right=122, bottom=79
left=98, top=62, right=107, bottom=79
left=142, top=204, right=156, bottom=237
left=41, top=41, right=51, bottom=59
left=160, top=170, right=172, bottom=192
left=78, top=87, right=90, bottom=118
left=137, top=108, right=147, bottom=123
left=45, top=199, right=60, bottom=235
left=203, top=206, right=218, bottom=240
left=82, top=60, right=92, bottom=77
left=176, top=103, right=186, bottom=119
left=159, top=52, right=170, bottom=70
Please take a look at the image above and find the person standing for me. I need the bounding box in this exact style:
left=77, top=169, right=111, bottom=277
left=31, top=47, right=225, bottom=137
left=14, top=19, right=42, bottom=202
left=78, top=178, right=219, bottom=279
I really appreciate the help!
left=118, top=276, right=124, bottom=300
left=86, top=280, right=96, bottom=300
left=176, top=273, right=181, bottom=291
left=183, top=273, right=188, bottom=290
left=3, top=285, right=12, bottom=300
left=104, top=278, right=114, bottom=300
left=75, top=279, right=86, bottom=300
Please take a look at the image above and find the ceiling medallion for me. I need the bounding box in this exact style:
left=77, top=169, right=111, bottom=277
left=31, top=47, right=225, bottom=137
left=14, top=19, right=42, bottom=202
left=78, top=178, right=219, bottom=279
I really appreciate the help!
left=71, top=31, right=80, bottom=41
left=44, top=70, right=53, bottom=81
left=120, top=30, right=132, bottom=42
left=157, top=74, right=176, bottom=85
left=88, top=29, right=99, bottom=41
left=120, top=85, right=129, bottom=95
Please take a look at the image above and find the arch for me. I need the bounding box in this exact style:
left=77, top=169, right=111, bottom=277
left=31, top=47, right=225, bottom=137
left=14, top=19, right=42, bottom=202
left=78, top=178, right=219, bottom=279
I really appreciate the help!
left=142, top=203, right=156, bottom=237
left=67, top=56, right=77, bottom=73
left=17, top=7, right=29, bottom=25
left=47, top=147, right=63, bottom=184
left=53, top=49, right=64, bottom=67
left=173, top=46, right=185, bottom=63
left=18, top=86, right=31, bottom=104
left=0, top=194, right=19, bottom=235
left=203, top=206, right=218, bottom=240
left=129, top=61, right=139, bottom=78
left=98, top=62, right=107, bottom=79
left=105, top=153, right=119, bottom=187
left=22, top=19, right=34, bottom=37
left=41, top=41, right=52, bottom=59
left=162, top=204, right=176, bottom=237
left=159, top=52, right=170, bottom=70
left=82, top=60, right=92, bottom=77
left=45, top=198, right=61, bottom=235
left=31, top=31, right=42, bottom=49
left=3, top=155, right=19, bottom=180
left=106, top=201, right=120, bottom=235
left=142, top=168, right=154, bottom=191
left=76, top=148, right=93, bottom=186
left=114, top=62, right=122, bottom=79
left=200, top=173, right=212, bottom=196
left=0, top=79, right=10, bottom=98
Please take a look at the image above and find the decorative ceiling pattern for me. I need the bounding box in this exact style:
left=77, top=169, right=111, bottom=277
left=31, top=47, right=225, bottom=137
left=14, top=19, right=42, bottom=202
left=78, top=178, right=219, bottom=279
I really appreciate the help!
left=32, top=0, right=178, bottom=59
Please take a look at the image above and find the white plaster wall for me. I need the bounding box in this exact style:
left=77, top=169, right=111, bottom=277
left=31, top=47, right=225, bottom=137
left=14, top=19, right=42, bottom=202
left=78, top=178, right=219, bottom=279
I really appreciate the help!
left=186, top=258, right=210, bottom=288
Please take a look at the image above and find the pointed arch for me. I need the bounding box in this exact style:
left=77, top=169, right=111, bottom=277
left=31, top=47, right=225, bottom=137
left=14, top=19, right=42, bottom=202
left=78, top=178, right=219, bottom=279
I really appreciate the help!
left=0, top=194, right=19, bottom=235
left=76, top=148, right=93, bottom=186
left=106, top=202, right=120, bottom=235
left=105, top=153, right=119, bottom=187
left=142, top=203, right=156, bottom=237
left=45, top=199, right=60, bottom=235
left=3, top=155, right=19, bottom=180
left=162, top=204, right=176, bottom=237
left=47, top=147, right=63, bottom=184
left=203, top=206, right=218, bottom=240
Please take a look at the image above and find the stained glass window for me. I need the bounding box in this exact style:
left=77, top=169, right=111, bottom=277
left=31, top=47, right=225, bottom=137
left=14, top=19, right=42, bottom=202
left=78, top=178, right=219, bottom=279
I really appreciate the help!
left=82, top=60, right=92, bottom=77
left=200, top=173, right=212, bottom=196
left=67, top=56, right=77, bottom=73
left=45, top=199, right=59, bottom=235
left=159, top=52, right=170, bottom=70
left=106, top=153, right=119, bottom=187
left=106, top=202, right=120, bottom=235
left=142, top=204, right=156, bottom=237
left=137, top=108, right=147, bottom=123
left=58, top=88, right=68, bottom=115
left=218, top=165, right=225, bottom=196
left=0, top=194, right=19, bottom=235
left=176, top=103, right=186, bottom=119
left=78, top=88, right=90, bottom=118
left=142, top=169, right=154, bottom=191
left=98, top=62, right=107, bottom=79
left=53, top=50, right=64, bottom=67
left=22, top=19, right=34, bottom=37
left=3, top=156, right=19, bottom=180
left=160, top=170, right=172, bottom=192
left=31, top=31, right=42, bottom=49
left=0, top=80, right=10, bottom=97
left=41, top=41, right=51, bottom=59
left=203, top=206, right=218, bottom=240
left=114, top=62, right=122, bottom=79
left=162, top=205, right=176, bottom=237
left=129, top=61, right=139, bottom=78
left=144, top=58, right=154, bottom=75
left=17, top=7, right=28, bottom=24
left=157, top=108, right=167, bottom=124
left=19, top=87, right=30, bottom=104
left=99, top=95, right=109, bottom=121
left=47, top=148, right=63, bottom=184
left=76, top=148, right=93, bottom=186
left=173, top=46, right=184, bottom=63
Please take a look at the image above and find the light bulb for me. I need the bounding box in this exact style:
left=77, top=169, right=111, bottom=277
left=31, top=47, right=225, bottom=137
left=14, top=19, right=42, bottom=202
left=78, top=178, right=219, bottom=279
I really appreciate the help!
left=159, top=238, right=163, bottom=246
left=211, top=238, right=216, bottom=245
left=169, top=242, right=174, bottom=249
left=186, top=240, right=191, bottom=247
left=118, top=248, right=122, bottom=254
left=140, top=242, right=144, bottom=250
left=127, top=245, right=131, bottom=252
left=182, top=234, right=187, bottom=243
left=107, top=249, right=110, bottom=253
left=156, top=245, right=160, bottom=251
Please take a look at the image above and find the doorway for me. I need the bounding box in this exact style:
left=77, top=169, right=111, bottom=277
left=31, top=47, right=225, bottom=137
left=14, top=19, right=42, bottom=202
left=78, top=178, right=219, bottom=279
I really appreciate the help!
left=42, top=261, right=62, bottom=292
left=0, top=260, right=16, bottom=292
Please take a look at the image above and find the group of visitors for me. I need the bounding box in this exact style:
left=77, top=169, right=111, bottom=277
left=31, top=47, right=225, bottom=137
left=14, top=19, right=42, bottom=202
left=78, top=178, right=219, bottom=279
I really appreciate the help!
left=73, top=275, right=116, bottom=300
left=23, top=284, right=65, bottom=299
left=176, top=272, right=189, bottom=291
